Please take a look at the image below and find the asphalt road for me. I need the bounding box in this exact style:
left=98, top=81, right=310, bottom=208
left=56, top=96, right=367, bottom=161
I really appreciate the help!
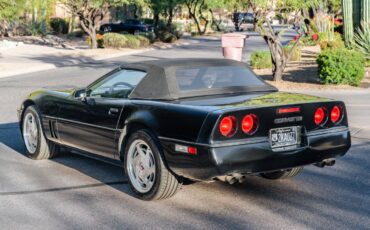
left=0, top=34, right=369, bottom=229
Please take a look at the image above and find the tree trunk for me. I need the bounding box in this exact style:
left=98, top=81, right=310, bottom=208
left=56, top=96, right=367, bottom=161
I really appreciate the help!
left=79, top=17, right=97, bottom=49
left=189, top=11, right=202, bottom=34
left=257, top=19, right=302, bottom=81
left=268, top=38, right=285, bottom=81
left=210, top=9, right=221, bottom=31
left=167, top=8, right=173, bottom=30
left=68, top=15, right=75, bottom=33
left=186, top=1, right=202, bottom=34
left=90, top=29, right=97, bottom=49
left=153, top=12, right=159, bottom=28
left=153, top=12, right=160, bottom=37
left=201, top=18, right=209, bottom=34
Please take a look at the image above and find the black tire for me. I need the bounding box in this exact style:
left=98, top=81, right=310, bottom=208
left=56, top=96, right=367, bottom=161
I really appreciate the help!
left=21, top=105, right=59, bottom=160
left=124, top=129, right=182, bottom=200
left=260, top=167, right=303, bottom=180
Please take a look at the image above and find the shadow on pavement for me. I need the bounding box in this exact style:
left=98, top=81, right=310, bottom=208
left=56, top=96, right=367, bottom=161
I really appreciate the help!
left=1, top=121, right=369, bottom=229
left=0, top=122, right=131, bottom=196
left=27, top=54, right=124, bottom=68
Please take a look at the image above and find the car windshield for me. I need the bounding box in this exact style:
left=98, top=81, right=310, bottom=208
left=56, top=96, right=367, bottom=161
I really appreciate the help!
left=88, top=69, right=146, bottom=99
left=175, top=66, right=265, bottom=92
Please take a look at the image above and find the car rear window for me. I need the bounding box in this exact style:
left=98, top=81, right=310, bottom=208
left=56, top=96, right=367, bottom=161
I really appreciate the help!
left=175, top=66, right=265, bottom=91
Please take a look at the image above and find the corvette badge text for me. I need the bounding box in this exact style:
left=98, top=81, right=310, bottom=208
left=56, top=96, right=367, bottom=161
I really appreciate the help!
left=274, top=116, right=303, bottom=124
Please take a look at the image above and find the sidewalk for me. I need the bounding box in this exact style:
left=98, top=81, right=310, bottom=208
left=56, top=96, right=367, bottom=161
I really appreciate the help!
left=0, top=38, right=196, bottom=79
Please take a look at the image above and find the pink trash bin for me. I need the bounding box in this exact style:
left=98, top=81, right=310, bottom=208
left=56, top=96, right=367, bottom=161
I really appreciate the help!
left=221, top=33, right=246, bottom=61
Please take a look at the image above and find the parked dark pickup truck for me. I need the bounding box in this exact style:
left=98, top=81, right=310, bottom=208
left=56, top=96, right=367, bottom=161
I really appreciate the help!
left=100, top=19, right=153, bottom=34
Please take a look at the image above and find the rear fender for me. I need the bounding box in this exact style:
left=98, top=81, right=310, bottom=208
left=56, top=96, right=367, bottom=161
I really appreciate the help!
left=117, top=110, right=160, bottom=159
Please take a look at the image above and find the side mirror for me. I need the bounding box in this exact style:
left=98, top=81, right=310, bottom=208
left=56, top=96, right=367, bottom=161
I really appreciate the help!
left=78, top=92, right=87, bottom=102
left=74, top=88, right=87, bottom=102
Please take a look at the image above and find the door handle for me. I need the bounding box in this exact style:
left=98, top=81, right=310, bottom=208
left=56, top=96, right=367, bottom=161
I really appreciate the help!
left=108, top=108, right=119, bottom=116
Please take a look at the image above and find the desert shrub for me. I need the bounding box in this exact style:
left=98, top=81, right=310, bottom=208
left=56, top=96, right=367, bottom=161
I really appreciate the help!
left=174, top=30, right=183, bottom=39
left=353, top=21, right=370, bottom=61
left=309, top=20, right=318, bottom=33
left=49, top=17, right=68, bottom=34
left=317, top=49, right=365, bottom=86
left=159, top=31, right=177, bottom=43
left=145, top=32, right=156, bottom=43
left=7, top=21, right=29, bottom=36
left=319, top=39, right=345, bottom=50
left=250, top=51, right=272, bottom=69
left=318, top=32, right=344, bottom=50
left=317, top=32, right=329, bottom=43
left=124, top=34, right=141, bottom=48
left=103, top=33, right=150, bottom=48
left=284, top=46, right=301, bottom=61
left=135, top=35, right=150, bottom=46
left=300, top=35, right=317, bottom=46
left=27, top=21, right=49, bottom=36
left=103, top=33, right=127, bottom=48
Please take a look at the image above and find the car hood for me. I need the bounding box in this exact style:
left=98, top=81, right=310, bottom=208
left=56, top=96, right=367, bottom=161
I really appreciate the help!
left=178, top=91, right=333, bottom=111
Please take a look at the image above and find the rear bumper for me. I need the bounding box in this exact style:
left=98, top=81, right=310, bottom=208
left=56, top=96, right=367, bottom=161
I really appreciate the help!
left=160, top=127, right=351, bottom=181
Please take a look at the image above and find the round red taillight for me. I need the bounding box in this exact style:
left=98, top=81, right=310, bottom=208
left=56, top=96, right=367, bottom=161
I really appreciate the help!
left=331, top=106, right=342, bottom=123
left=314, top=107, right=327, bottom=125
left=242, top=114, right=258, bottom=135
left=219, top=116, right=237, bottom=137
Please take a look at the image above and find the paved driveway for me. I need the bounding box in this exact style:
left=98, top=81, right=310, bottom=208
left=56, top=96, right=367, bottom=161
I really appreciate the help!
left=0, top=36, right=369, bottom=229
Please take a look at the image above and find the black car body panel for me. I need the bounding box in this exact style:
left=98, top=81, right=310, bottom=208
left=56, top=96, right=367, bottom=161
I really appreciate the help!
left=18, top=59, right=351, bottom=181
left=100, top=19, right=153, bottom=33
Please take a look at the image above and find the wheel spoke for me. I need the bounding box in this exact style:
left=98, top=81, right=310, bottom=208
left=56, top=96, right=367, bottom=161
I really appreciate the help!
left=136, top=145, right=146, bottom=158
left=146, top=166, right=155, bottom=176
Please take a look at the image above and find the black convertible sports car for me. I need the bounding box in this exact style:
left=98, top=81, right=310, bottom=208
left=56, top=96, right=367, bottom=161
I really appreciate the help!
left=18, top=59, right=351, bottom=200
left=100, top=19, right=153, bottom=34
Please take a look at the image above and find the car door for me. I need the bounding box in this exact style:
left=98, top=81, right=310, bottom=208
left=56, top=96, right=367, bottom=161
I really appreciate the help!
left=56, top=68, right=147, bottom=159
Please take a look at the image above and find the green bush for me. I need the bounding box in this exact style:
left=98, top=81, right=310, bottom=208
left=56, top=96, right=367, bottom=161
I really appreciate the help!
left=319, top=39, right=345, bottom=50
left=27, top=21, right=49, bottom=36
left=284, top=46, right=301, bottom=61
left=49, top=17, right=68, bottom=34
left=309, top=20, right=318, bottom=33
left=124, top=34, right=141, bottom=48
left=103, top=33, right=150, bottom=49
left=103, top=33, right=128, bottom=48
left=317, top=49, right=365, bottom=86
left=318, top=32, right=344, bottom=50
left=250, top=47, right=300, bottom=69
left=135, top=35, right=150, bottom=46
left=300, top=35, right=317, bottom=46
left=250, top=51, right=272, bottom=69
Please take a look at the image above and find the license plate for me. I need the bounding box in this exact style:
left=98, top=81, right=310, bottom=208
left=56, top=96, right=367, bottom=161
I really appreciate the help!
left=270, top=126, right=301, bottom=150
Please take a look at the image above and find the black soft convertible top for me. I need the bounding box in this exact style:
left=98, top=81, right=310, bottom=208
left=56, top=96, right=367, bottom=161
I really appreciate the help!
left=125, top=58, right=277, bottom=100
